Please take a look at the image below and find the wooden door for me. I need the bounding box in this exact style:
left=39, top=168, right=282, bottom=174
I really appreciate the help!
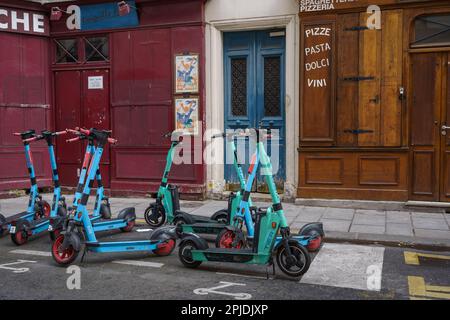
left=440, top=52, right=450, bottom=201
left=409, top=52, right=447, bottom=201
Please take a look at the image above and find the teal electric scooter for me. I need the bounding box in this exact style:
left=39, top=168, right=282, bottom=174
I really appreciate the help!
left=179, top=130, right=256, bottom=236
left=144, top=131, right=229, bottom=228
left=177, top=127, right=321, bottom=278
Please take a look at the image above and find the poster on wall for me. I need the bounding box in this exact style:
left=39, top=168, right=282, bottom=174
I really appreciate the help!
left=175, top=97, right=199, bottom=135
left=175, top=54, right=199, bottom=94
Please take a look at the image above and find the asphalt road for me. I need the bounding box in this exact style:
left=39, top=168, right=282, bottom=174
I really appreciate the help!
left=0, top=227, right=448, bottom=301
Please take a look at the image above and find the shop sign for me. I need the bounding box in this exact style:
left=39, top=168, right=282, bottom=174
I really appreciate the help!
left=73, top=1, right=139, bottom=31
left=0, top=7, right=49, bottom=36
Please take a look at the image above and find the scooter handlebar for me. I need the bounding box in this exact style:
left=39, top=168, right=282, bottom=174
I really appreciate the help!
left=23, top=135, right=42, bottom=143
left=66, top=136, right=82, bottom=143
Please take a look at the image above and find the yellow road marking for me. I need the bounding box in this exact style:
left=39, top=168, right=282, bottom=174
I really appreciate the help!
left=408, top=276, right=450, bottom=300
left=404, top=251, right=450, bottom=266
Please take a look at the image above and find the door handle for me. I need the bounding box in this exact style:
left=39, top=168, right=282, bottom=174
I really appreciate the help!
left=441, top=125, right=450, bottom=136
left=442, top=125, right=450, bottom=130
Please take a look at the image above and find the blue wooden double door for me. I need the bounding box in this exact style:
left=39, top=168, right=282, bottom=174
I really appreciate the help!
left=224, top=29, right=286, bottom=192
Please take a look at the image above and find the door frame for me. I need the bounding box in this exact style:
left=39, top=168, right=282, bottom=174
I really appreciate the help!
left=205, top=15, right=299, bottom=197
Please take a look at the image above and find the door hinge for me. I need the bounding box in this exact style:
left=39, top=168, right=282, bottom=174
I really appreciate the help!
left=343, top=76, right=375, bottom=82
left=343, top=129, right=374, bottom=135
left=344, top=26, right=369, bottom=31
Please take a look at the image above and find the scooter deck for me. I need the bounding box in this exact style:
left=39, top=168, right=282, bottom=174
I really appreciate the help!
left=190, top=214, right=220, bottom=224
left=181, top=222, right=226, bottom=234
left=85, top=239, right=160, bottom=253
left=91, top=218, right=129, bottom=232
left=192, top=248, right=269, bottom=264
left=2, top=211, right=34, bottom=224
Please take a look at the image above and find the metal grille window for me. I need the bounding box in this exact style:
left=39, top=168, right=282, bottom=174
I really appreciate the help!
left=264, top=56, right=281, bottom=117
left=231, top=58, right=247, bottom=116
left=85, top=36, right=109, bottom=62
left=55, top=39, right=78, bottom=63
left=412, top=15, right=450, bottom=48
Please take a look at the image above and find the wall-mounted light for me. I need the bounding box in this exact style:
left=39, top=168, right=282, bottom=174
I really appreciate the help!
left=50, top=7, right=63, bottom=21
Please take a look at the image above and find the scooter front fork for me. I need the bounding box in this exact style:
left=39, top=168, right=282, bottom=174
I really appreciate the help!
left=280, top=227, right=297, bottom=267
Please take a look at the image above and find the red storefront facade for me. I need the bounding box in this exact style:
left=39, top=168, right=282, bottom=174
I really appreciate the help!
left=0, top=0, right=206, bottom=197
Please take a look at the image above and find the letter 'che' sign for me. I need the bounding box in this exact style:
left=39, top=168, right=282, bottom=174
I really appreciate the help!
left=0, top=7, right=49, bottom=36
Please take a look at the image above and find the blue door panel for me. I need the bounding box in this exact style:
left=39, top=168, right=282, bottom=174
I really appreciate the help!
left=224, top=30, right=286, bottom=192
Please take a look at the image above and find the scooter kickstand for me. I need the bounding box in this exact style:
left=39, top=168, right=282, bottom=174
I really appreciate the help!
left=80, top=247, right=88, bottom=264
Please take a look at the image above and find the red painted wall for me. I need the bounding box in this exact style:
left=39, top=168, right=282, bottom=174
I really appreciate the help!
left=50, top=0, right=206, bottom=195
left=0, top=0, right=206, bottom=195
left=0, top=1, right=52, bottom=192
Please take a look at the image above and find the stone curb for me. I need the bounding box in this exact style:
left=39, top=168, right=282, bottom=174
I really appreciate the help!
left=316, top=230, right=450, bottom=252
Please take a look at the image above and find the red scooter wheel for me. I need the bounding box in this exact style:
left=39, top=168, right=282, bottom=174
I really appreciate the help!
left=216, top=229, right=243, bottom=249
left=307, top=236, right=322, bottom=252
left=42, top=201, right=51, bottom=218
left=51, top=234, right=79, bottom=266
left=121, top=219, right=135, bottom=232
left=11, top=230, right=28, bottom=246
left=153, top=239, right=176, bottom=256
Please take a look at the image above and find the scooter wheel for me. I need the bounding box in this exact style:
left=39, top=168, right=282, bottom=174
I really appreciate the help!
left=0, top=214, right=6, bottom=236
left=41, top=200, right=51, bottom=218
left=51, top=234, right=79, bottom=266
left=153, top=238, right=176, bottom=256
left=211, top=209, right=228, bottom=224
left=276, top=242, right=311, bottom=277
left=144, top=204, right=166, bottom=228
left=299, top=229, right=323, bottom=252
left=121, top=219, right=135, bottom=232
left=100, top=204, right=112, bottom=220
left=11, top=229, right=29, bottom=246
left=178, top=240, right=202, bottom=268
left=215, top=229, right=244, bottom=249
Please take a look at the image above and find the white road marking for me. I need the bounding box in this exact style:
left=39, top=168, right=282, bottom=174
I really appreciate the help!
left=10, top=249, right=51, bottom=257
left=194, top=281, right=252, bottom=300
left=112, top=260, right=164, bottom=268
left=216, top=272, right=268, bottom=280
left=136, top=228, right=153, bottom=233
left=300, top=243, right=384, bottom=292
left=0, top=260, right=36, bottom=273
left=9, top=249, right=164, bottom=269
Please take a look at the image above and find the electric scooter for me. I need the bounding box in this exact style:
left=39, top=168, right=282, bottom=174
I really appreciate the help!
left=179, top=130, right=256, bottom=235
left=143, top=131, right=229, bottom=228
left=177, top=127, right=322, bottom=278
left=0, top=130, right=55, bottom=237
left=48, top=130, right=111, bottom=240
left=51, top=128, right=177, bottom=266
left=51, top=128, right=137, bottom=239
left=182, top=129, right=323, bottom=252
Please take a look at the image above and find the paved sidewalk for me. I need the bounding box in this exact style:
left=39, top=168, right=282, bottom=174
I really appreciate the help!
left=1, top=194, right=450, bottom=249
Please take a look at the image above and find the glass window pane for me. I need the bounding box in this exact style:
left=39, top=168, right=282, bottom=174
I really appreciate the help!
left=413, top=15, right=450, bottom=47
left=85, top=36, right=109, bottom=62
left=264, top=56, right=281, bottom=117
left=231, top=58, right=247, bottom=117
left=55, top=39, right=78, bottom=63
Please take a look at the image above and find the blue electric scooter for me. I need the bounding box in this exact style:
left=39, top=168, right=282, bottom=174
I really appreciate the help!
left=48, top=130, right=111, bottom=239
left=7, top=130, right=68, bottom=245
left=51, top=128, right=176, bottom=266
left=0, top=130, right=56, bottom=238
